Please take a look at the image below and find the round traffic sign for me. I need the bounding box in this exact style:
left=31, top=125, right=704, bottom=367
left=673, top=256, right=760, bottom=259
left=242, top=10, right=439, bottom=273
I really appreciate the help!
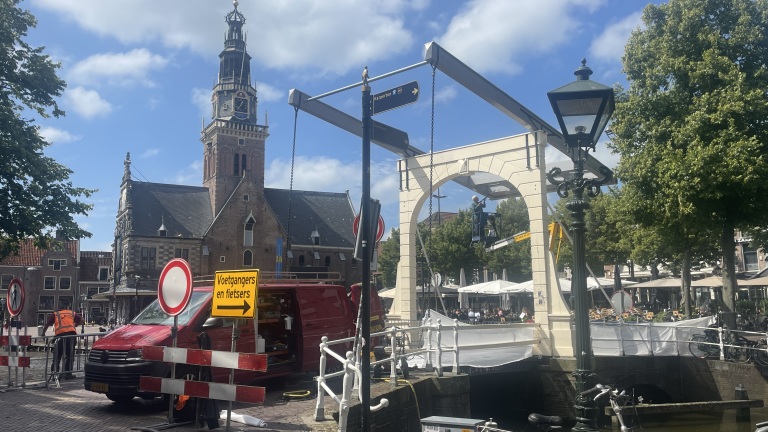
left=7, top=277, right=25, bottom=317
left=157, top=259, right=193, bottom=316
left=353, top=214, right=386, bottom=243
left=610, top=290, right=634, bottom=314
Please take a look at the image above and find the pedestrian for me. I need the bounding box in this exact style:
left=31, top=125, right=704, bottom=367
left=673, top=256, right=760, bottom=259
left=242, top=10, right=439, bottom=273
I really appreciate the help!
left=42, top=306, right=83, bottom=379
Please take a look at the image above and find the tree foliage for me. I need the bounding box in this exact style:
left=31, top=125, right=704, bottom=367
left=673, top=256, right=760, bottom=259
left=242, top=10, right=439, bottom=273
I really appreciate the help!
left=609, top=0, right=768, bottom=319
left=377, top=228, right=400, bottom=288
left=0, top=0, right=94, bottom=258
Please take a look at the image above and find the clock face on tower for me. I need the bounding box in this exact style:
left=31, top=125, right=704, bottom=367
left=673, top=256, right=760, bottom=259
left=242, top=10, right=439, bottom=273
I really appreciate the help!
left=234, top=91, right=248, bottom=119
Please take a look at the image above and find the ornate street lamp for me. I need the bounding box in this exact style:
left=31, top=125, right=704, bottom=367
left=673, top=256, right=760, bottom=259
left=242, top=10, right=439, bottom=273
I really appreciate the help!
left=546, top=59, right=614, bottom=432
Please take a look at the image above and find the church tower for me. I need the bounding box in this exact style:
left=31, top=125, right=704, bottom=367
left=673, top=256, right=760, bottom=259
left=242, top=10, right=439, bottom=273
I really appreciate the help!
left=202, top=1, right=268, bottom=215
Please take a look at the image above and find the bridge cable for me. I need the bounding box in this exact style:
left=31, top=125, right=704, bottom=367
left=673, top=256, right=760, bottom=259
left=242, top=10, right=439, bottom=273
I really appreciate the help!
left=286, top=105, right=299, bottom=253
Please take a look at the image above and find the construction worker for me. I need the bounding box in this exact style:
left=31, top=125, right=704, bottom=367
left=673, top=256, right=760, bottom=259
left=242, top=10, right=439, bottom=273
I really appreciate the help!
left=42, top=306, right=83, bottom=379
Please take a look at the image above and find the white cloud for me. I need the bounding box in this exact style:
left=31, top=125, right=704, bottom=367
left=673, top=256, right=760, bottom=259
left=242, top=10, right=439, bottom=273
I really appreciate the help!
left=140, top=148, right=160, bottom=158
left=434, top=85, right=458, bottom=105
left=436, top=0, right=605, bottom=75
left=172, top=159, right=202, bottom=185
left=191, top=87, right=211, bottom=119
left=590, top=11, right=643, bottom=64
left=64, top=86, right=113, bottom=118
left=265, top=156, right=359, bottom=192
left=67, top=48, right=168, bottom=87
left=39, top=126, right=82, bottom=144
left=33, top=0, right=423, bottom=77
left=256, top=82, right=284, bottom=103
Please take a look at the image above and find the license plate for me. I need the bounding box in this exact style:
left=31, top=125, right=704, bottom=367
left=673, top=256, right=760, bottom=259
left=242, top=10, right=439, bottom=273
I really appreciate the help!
left=90, top=382, right=109, bottom=392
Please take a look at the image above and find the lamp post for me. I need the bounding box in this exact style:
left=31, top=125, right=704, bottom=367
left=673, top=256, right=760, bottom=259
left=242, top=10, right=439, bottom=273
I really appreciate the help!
left=546, top=59, right=614, bottom=432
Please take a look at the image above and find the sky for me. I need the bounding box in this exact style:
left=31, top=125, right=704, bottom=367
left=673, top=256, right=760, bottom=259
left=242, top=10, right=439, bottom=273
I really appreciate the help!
left=21, top=0, right=656, bottom=252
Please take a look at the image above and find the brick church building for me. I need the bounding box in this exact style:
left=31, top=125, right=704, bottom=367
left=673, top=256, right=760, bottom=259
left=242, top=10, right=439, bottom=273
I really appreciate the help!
left=108, top=3, right=362, bottom=324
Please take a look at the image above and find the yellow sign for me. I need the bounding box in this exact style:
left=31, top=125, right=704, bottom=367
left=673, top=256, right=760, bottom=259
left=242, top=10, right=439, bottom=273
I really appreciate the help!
left=212, top=269, right=259, bottom=318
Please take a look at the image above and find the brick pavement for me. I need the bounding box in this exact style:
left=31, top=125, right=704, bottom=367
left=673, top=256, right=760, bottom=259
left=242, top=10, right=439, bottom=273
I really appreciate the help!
left=0, top=374, right=342, bottom=432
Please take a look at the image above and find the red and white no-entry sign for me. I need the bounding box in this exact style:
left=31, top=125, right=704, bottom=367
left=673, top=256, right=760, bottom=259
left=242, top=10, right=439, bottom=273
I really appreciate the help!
left=158, top=259, right=193, bottom=316
left=353, top=214, right=385, bottom=243
left=6, top=277, right=24, bottom=317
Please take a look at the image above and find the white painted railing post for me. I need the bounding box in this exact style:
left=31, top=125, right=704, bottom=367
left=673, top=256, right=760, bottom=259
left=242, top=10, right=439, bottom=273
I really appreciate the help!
left=648, top=320, right=654, bottom=355
left=315, top=336, right=329, bottom=421
left=389, top=328, right=397, bottom=385
left=435, top=320, right=443, bottom=376
left=453, top=318, right=460, bottom=374
left=425, top=319, right=433, bottom=370
left=718, top=326, right=726, bottom=361
left=338, top=351, right=355, bottom=432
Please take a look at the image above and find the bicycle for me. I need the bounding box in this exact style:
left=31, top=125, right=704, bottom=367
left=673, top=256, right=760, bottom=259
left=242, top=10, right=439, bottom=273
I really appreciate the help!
left=589, top=384, right=641, bottom=431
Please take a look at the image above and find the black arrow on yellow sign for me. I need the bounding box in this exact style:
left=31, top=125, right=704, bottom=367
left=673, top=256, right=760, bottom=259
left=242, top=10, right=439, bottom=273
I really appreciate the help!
left=218, top=300, right=252, bottom=315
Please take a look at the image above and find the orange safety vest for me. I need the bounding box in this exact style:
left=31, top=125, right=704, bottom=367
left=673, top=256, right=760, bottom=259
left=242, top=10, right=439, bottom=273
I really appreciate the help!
left=54, top=310, right=76, bottom=335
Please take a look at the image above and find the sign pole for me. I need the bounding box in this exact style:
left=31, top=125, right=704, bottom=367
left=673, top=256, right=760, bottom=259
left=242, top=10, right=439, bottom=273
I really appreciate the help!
left=167, top=315, right=178, bottom=424
left=361, top=70, right=372, bottom=432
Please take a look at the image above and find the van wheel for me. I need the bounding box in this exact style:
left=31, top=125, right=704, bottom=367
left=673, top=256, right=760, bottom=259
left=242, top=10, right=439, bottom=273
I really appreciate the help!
left=106, top=393, right=135, bottom=403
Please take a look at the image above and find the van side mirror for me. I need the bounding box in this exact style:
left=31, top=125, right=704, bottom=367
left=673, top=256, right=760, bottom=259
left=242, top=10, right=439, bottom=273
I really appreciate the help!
left=202, top=317, right=224, bottom=330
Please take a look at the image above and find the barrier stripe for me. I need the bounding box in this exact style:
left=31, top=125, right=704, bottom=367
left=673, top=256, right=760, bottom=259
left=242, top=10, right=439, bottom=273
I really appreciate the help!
left=142, top=346, right=267, bottom=372
left=139, top=376, right=265, bottom=404
left=0, top=335, right=31, bottom=347
left=0, top=356, right=30, bottom=367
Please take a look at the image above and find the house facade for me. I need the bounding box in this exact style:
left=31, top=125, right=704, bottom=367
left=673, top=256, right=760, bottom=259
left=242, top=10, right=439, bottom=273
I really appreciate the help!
left=108, top=3, right=361, bottom=324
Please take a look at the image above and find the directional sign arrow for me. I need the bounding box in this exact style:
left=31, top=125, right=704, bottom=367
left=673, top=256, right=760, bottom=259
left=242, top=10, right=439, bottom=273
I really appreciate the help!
left=217, top=300, right=252, bottom=315
left=372, top=81, right=419, bottom=115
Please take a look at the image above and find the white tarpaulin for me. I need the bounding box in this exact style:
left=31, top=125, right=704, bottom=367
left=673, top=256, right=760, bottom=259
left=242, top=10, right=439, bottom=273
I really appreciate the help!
left=590, top=316, right=715, bottom=357
left=413, top=310, right=535, bottom=368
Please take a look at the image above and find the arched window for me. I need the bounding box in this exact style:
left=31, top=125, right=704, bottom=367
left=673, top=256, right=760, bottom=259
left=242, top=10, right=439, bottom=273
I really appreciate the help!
left=298, top=255, right=305, bottom=266
left=234, top=153, right=240, bottom=176
left=243, top=250, right=253, bottom=267
left=243, top=215, right=255, bottom=247
left=241, top=154, right=247, bottom=173
left=324, top=256, right=331, bottom=268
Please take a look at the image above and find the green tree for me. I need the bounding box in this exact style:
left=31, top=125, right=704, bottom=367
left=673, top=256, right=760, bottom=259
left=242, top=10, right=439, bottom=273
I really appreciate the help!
left=609, top=0, right=768, bottom=324
left=0, top=0, right=94, bottom=258
left=426, top=210, right=481, bottom=283
left=482, top=197, right=533, bottom=282
left=377, top=228, right=400, bottom=288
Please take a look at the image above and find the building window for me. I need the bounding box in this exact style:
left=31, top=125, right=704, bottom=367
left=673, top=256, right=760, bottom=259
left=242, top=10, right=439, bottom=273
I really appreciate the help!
left=59, top=277, right=71, bottom=290
left=39, top=295, right=54, bottom=311
left=298, top=255, right=305, bottom=266
left=1, top=275, right=12, bottom=290
left=244, top=216, right=255, bottom=247
left=241, top=154, right=247, bottom=173
left=141, top=247, right=156, bottom=270
left=324, top=256, right=331, bottom=268
left=243, top=250, right=253, bottom=267
left=243, top=194, right=249, bottom=202
left=234, top=153, right=240, bottom=176
left=44, top=276, right=56, bottom=290
left=238, top=138, right=245, bottom=146
left=48, top=259, right=67, bottom=271
left=220, top=256, right=226, bottom=263
left=744, top=244, right=759, bottom=272
left=98, top=267, right=109, bottom=281
left=174, top=248, right=189, bottom=261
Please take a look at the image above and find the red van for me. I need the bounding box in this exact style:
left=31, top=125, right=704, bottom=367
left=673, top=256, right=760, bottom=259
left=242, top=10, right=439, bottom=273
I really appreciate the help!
left=84, top=281, right=385, bottom=403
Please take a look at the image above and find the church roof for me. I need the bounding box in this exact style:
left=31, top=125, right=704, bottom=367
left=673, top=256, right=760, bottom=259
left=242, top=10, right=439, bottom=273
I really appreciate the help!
left=263, top=188, right=356, bottom=248
left=129, top=182, right=213, bottom=238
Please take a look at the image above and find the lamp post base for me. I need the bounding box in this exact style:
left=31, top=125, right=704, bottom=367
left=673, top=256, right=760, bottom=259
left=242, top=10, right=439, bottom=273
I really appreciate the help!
left=572, top=368, right=599, bottom=432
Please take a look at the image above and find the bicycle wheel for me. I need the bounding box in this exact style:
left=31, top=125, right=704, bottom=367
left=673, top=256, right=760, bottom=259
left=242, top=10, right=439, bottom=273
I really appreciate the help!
left=754, top=343, right=768, bottom=366
left=725, top=343, right=751, bottom=363
left=688, top=335, right=709, bottom=358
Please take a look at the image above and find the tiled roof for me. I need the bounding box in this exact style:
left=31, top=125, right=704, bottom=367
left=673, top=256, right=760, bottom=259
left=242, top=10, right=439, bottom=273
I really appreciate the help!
left=0, top=238, right=79, bottom=266
left=129, top=182, right=213, bottom=238
left=263, top=188, right=356, bottom=248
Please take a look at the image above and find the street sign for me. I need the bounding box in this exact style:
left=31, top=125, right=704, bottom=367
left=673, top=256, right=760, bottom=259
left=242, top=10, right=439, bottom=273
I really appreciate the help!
left=371, top=120, right=409, bottom=151
left=158, top=258, right=193, bottom=316
left=371, top=81, right=419, bottom=115
left=212, top=269, right=258, bottom=319
left=353, top=214, right=385, bottom=243
left=6, top=277, right=24, bottom=317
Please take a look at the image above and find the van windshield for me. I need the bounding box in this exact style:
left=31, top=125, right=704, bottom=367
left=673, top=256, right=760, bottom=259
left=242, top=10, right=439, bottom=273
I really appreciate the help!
left=132, top=291, right=211, bottom=326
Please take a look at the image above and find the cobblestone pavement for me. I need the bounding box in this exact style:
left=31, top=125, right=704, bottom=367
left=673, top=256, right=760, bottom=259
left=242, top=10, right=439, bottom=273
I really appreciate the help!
left=0, top=373, right=343, bottom=432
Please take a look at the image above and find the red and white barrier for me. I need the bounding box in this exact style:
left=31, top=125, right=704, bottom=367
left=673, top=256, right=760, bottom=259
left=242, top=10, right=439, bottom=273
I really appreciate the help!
left=142, top=345, right=267, bottom=372
left=139, top=345, right=268, bottom=404
left=1, top=334, right=30, bottom=368
left=140, top=376, right=265, bottom=404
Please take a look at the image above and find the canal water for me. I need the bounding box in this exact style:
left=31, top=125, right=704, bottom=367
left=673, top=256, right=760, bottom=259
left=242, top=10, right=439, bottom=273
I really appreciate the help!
left=469, top=372, right=768, bottom=431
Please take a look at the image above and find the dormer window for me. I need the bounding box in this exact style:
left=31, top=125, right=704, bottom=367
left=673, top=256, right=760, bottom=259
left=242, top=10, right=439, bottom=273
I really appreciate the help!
left=243, top=215, right=256, bottom=247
